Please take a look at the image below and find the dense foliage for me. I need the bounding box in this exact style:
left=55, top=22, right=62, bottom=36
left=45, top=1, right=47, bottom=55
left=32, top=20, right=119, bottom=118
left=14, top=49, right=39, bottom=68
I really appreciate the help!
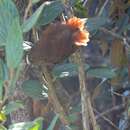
left=0, top=0, right=130, bottom=130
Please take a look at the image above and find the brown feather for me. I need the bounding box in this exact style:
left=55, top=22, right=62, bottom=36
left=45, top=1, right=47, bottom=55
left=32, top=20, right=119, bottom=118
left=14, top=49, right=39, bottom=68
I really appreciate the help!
left=29, top=17, right=89, bottom=66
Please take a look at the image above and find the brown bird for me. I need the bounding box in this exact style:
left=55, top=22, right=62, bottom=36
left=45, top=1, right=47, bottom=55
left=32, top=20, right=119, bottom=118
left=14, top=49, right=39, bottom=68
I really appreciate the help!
left=29, top=17, right=89, bottom=66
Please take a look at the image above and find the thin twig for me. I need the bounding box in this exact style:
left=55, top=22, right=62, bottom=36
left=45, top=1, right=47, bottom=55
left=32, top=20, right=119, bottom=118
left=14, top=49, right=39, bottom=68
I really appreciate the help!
left=100, top=27, right=124, bottom=40
left=95, top=109, right=119, bottom=130
left=83, top=0, right=88, bottom=7
left=98, top=0, right=109, bottom=16
left=95, top=104, right=125, bottom=119
left=0, top=68, right=16, bottom=111
left=74, top=51, right=90, bottom=130
left=100, top=27, right=130, bottom=51
left=63, top=0, right=98, bottom=129
left=92, top=78, right=107, bottom=101
left=74, top=50, right=98, bottom=130
left=23, top=0, right=32, bottom=21
left=62, top=1, right=97, bottom=129
left=100, top=27, right=130, bottom=43
left=41, top=66, right=69, bottom=125
left=112, top=91, right=130, bottom=98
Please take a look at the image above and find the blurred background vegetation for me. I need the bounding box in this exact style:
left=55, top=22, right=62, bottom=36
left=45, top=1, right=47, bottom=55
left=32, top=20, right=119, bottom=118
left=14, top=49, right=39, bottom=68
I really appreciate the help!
left=0, top=0, right=130, bottom=130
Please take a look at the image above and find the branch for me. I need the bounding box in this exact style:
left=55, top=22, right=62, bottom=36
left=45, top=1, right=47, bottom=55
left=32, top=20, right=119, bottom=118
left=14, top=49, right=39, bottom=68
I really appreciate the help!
left=73, top=50, right=98, bottom=130
left=41, top=66, right=69, bottom=125
left=95, top=104, right=125, bottom=120
left=95, top=109, right=119, bottom=130
left=62, top=0, right=98, bottom=129
left=23, top=0, right=32, bottom=21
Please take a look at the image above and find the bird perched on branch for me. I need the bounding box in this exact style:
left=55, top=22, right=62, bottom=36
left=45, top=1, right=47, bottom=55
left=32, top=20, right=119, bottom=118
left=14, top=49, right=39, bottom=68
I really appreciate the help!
left=29, top=17, right=89, bottom=66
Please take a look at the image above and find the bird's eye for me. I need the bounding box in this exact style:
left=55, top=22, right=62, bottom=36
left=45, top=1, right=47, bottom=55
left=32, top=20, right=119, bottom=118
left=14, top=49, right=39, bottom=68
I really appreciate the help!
left=75, top=27, right=79, bottom=31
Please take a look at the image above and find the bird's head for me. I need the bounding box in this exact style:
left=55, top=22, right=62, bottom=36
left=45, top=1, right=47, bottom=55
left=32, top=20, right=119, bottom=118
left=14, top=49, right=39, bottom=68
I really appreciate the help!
left=66, top=17, right=89, bottom=46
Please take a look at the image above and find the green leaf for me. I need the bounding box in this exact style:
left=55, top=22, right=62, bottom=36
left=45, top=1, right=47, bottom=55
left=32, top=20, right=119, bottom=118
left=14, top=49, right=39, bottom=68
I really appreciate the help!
left=53, top=63, right=89, bottom=79
left=0, top=0, right=23, bottom=69
left=8, top=65, right=22, bottom=95
left=2, top=101, right=24, bottom=115
left=0, top=112, right=7, bottom=121
left=22, top=3, right=45, bottom=32
left=47, top=115, right=59, bottom=130
left=96, top=125, right=101, bottom=130
left=67, top=113, right=78, bottom=122
left=86, top=17, right=110, bottom=32
left=29, top=117, right=43, bottom=130
left=115, top=14, right=129, bottom=34
left=0, top=59, right=8, bottom=101
left=8, top=117, right=43, bottom=130
left=0, top=59, right=4, bottom=80
left=0, top=0, right=19, bottom=46
left=36, top=1, right=64, bottom=26
left=9, top=122, right=33, bottom=130
left=74, top=0, right=87, bottom=17
left=69, top=0, right=79, bottom=6
left=70, top=103, right=81, bottom=113
left=2, top=61, right=8, bottom=80
left=32, top=0, right=40, bottom=4
left=22, top=1, right=64, bottom=32
left=0, top=80, right=3, bottom=101
left=0, top=124, right=7, bottom=130
left=67, top=125, right=79, bottom=130
left=22, top=80, right=47, bottom=100
left=87, top=67, right=116, bottom=79
left=0, top=59, right=5, bottom=100
left=6, top=17, right=23, bottom=69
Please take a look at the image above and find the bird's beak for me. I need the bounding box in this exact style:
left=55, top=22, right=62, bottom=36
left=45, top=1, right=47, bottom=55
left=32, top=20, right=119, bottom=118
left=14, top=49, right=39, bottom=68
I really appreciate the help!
left=80, top=18, right=88, bottom=25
